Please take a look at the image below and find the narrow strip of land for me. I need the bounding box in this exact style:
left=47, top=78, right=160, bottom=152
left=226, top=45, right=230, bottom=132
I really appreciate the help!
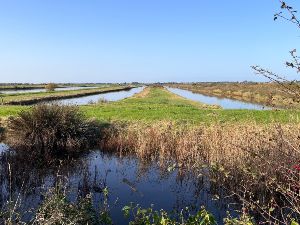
left=81, top=86, right=300, bottom=124
left=0, top=86, right=300, bottom=124
left=0, top=85, right=134, bottom=105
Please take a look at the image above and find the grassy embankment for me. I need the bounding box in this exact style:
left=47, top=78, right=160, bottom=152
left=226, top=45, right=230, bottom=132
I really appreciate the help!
left=82, top=86, right=300, bottom=124
left=168, top=82, right=300, bottom=108
left=0, top=83, right=110, bottom=90
left=0, top=86, right=300, bottom=124
left=0, top=84, right=46, bottom=91
left=0, top=85, right=133, bottom=105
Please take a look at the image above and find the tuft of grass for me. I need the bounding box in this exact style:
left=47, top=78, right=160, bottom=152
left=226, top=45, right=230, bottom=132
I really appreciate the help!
left=5, top=104, right=100, bottom=158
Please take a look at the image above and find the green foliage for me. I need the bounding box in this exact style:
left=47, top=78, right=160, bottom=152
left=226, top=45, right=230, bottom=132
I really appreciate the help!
left=34, top=185, right=98, bottom=225
left=123, top=204, right=217, bottom=225
left=224, top=212, right=254, bottom=225
left=99, top=187, right=113, bottom=225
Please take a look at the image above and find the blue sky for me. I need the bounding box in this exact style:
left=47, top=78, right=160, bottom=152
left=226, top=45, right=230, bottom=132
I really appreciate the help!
left=0, top=0, right=299, bottom=83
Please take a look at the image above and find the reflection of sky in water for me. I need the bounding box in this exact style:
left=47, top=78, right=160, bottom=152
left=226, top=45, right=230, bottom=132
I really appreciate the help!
left=0, top=143, right=8, bottom=154
left=58, top=87, right=144, bottom=105
left=167, top=87, right=271, bottom=110
left=0, top=86, right=98, bottom=94
left=0, top=149, right=238, bottom=224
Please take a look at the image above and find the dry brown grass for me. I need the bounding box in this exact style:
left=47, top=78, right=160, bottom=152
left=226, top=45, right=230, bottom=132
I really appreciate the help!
left=132, top=86, right=150, bottom=98
left=99, top=121, right=300, bottom=223
left=169, top=83, right=300, bottom=108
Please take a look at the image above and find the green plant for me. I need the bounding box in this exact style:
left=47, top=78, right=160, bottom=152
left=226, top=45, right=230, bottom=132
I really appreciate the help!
left=224, top=212, right=254, bottom=225
left=33, top=184, right=98, bottom=225
left=123, top=204, right=217, bottom=225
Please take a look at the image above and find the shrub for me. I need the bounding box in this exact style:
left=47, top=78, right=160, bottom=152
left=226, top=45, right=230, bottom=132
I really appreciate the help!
left=45, top=83, right=57, bottom=91
left=6, top=104, right=100, bottom=158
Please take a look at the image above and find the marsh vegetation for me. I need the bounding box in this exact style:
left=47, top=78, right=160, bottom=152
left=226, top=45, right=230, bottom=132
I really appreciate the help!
left=168, top=82, right=300, bottom=108
left=0, top=96, right=299, bottom=224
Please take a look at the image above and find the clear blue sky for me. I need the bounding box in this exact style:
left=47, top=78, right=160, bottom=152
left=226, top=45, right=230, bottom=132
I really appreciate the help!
left=0, top=0, right=299, bottom=83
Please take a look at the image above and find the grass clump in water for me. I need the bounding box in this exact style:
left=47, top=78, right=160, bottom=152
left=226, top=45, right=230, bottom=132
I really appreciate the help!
left=34, top=185, right=97, bottom=225
left=6, top=104, right=100, bottom=158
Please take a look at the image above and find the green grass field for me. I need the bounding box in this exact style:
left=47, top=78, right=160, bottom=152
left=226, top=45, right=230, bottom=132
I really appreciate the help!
left=1, top=86, right=299, bottom=124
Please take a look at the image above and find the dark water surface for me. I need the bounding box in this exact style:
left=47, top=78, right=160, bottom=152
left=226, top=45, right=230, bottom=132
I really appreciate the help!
left=166, top=87, right=271, bottom=110
left=0, top=144, right=238, bottom=224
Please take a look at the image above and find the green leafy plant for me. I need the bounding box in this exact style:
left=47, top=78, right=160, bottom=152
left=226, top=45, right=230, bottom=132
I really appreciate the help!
left=123, top=204, right=217, bottom=225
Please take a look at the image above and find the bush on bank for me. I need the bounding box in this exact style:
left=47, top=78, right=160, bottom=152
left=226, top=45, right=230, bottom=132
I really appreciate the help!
left=5, top=104, right=100, bottom=158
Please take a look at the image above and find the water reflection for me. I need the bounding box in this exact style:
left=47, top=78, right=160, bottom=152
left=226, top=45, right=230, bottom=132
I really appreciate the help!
left=166, top=87, right=271, bottom=110
left=0, top=148, right=237, bottom=224
left=0, top=143, right=8, bottom=154
left=0, top=86, right=98, bottom=94
left=57, top=87, right=144, bottom=105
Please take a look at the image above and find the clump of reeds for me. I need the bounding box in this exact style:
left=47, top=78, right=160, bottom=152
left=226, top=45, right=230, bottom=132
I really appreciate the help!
left=99, top=121, right=300, bottom=223
left=6, top=104, right=100, bottom=158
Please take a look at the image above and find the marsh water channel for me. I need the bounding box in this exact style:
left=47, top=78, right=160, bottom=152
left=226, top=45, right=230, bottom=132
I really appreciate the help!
left=57, top=86, right=144, bottom=105
left=0, top=86, right=99, bottom=94
left=166, top=87, right=271, bottom=110
left=0, top=144, right=239, bottom=224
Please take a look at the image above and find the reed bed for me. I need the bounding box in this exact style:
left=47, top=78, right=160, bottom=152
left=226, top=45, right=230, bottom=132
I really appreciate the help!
left=99, top=121, right=300, bottom=223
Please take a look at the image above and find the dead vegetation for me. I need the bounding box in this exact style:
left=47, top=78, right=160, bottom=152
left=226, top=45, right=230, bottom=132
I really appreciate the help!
left=5, top=104, right=100, bottom=158
left=168, top=82, right=300, bottom=108
left=99, top=121, right=300, bottom=223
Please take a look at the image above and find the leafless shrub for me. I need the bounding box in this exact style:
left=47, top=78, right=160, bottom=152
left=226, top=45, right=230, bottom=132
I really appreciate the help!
left=44, top=83, right=57, bottom=92
left=6, top=104, right=100, bottom=158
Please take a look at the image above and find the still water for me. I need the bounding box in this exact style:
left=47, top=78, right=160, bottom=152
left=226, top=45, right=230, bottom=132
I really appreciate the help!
left=0, top=86, right=98, bottom=94
left=57, top=86, right=144, bottom=105
left=0, top=145, right=237, bottom=224
left=167, top=87, right=271, bottom=110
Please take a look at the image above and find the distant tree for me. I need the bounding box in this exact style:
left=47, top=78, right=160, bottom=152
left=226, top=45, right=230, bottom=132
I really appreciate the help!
left=45, top=83, right=57, bottom=92
left=252, top=1, right=300, bottom=101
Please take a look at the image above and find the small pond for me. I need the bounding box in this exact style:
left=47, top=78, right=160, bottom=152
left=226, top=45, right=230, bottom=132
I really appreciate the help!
left=57, top=86, right=144, bottom=105
left=0, top=144, right=238, bottom=224
left=166, top=87, right=271, bottom=110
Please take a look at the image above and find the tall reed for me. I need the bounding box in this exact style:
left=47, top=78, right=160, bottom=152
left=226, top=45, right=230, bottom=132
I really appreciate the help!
left=99, top=121, right=300, bottom=223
